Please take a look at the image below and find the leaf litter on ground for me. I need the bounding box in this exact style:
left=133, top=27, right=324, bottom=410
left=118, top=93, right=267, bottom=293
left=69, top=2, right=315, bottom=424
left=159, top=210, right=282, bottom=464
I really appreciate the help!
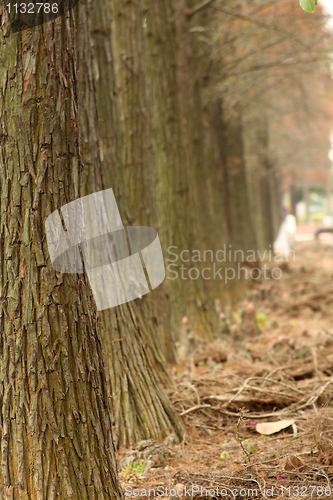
left=120, top=242, right=333, bottom=499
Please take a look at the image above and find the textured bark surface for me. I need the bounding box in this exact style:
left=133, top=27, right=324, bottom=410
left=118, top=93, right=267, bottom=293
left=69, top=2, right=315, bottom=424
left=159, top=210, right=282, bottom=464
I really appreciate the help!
left=75, top=0, right=185, bottom=448
left=110, top=0, right=178, bottom=367
left=0, top=10, right=123, bottom=500
left=216, top=103, right=257, bottom=252
left=186, top=10, right=244, bottom=308
left=142, top=0, right=223, bottom=340
left=245, top=117, right=282, bottom=250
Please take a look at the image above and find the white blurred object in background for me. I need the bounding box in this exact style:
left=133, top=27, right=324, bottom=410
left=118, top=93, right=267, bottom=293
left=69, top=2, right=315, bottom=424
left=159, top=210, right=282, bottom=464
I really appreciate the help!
left=322, top=215, right=333, bottom=227
left=296, top=201, right=306, bottom=220
left=273, top=214, right=296, bottom=257
left=285, top=214, right=296, bottom=244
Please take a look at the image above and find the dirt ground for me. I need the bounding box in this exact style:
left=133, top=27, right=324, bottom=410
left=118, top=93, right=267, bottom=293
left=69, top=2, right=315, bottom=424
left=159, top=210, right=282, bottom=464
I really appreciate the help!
left=118, top=241, right=333, bottom=499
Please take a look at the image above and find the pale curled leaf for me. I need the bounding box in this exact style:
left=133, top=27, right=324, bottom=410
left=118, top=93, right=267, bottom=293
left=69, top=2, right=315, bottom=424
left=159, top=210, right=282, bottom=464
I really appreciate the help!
left=256, top=419, right=295, bottom=435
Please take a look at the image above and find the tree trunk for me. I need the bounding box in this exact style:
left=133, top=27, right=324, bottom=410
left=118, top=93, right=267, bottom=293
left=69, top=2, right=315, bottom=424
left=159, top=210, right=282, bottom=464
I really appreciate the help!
left=326, top=169, right=332, bottom=217
left=109, top=0, right=178, bottom=366
left=290, top=179, right=297, bottom=218
left=75, top=0, right=185, bottom=448
left=215, top=102, right=257, bottom=252
left=259, top=159, right=276, bottom=247
left=142, top=0, right=224, bottom=340
left=244, top=115, right=282, bottom=249
left=304, top=179, right=310, bottom=224
left=0, top=10, right=122, bottom=500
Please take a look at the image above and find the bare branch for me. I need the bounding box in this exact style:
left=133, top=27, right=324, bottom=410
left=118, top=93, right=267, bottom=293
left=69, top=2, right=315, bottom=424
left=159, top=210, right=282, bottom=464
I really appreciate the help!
left=186, top=0, right=214, bottom=18
left=210, top=3, right=314, bottom=50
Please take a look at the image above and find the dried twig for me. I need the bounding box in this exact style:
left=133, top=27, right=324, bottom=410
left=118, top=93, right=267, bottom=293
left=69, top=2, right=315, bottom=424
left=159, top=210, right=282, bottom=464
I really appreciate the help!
left=235, top=407, right=250, bottom=460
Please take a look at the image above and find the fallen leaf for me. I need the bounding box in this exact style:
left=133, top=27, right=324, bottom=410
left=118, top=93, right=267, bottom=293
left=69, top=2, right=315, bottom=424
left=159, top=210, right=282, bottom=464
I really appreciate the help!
left=282, top=455, right=307, bottom=472
left=256, top=419, right=295, bottom=435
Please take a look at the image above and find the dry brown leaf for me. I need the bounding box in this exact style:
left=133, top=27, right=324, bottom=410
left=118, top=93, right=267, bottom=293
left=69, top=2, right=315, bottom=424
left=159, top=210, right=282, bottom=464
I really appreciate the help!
left=282, top=455, right=307, bottom=472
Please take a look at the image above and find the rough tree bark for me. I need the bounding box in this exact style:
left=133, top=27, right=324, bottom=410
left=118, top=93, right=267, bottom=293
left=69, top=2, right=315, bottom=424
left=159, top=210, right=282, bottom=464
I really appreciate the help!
left=215, top=102, right=257, bottom=252
left=109, top=0, right=178, bottom=367
left=245, top=117, right=282, bottom=249
left=0, top=9, right=123, bottom=500
left=74, top=0, right=185, bottom=448
left=142, top=0, right=225, bottom=340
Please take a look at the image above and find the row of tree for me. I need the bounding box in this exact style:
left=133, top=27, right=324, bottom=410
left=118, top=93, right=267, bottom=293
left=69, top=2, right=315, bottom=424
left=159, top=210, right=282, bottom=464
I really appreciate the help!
left=0, top=0, right=330, bottom=497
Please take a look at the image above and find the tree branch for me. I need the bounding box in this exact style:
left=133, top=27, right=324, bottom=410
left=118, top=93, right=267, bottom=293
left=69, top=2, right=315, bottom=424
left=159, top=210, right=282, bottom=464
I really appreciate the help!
left=186, top=0, right=214, bottom=18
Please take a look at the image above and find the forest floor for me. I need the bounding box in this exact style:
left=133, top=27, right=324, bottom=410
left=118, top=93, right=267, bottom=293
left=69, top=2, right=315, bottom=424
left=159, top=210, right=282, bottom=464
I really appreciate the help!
left=119, top=241, right=333, bottom=499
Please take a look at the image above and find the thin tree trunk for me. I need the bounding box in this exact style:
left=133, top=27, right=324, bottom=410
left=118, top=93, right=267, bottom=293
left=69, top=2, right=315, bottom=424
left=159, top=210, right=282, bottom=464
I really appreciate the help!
left=326, top=170, right=332, bottom=217
left=215, top=102, right=257, bottom=252
left=245, top=116, right=282, bottom=249
left=290, top=179, right=297, bottom=218
left=304, top=179, right=310, bottom=224
left=259, top=159, right=275, bottom=247
left=0, top=10, right=122, bottom=499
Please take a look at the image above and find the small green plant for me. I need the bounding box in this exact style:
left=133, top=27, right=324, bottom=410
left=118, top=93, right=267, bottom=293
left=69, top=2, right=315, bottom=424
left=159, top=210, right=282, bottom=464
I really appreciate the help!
left=233, top=312, right=242, bottom=325
left=220, top=451, right=230, bottom=459
left=243, top=440, right=259, bottom=457
left=256, top=313, right=273, bottom=331
left=120, top=460, right=146, bottom=480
